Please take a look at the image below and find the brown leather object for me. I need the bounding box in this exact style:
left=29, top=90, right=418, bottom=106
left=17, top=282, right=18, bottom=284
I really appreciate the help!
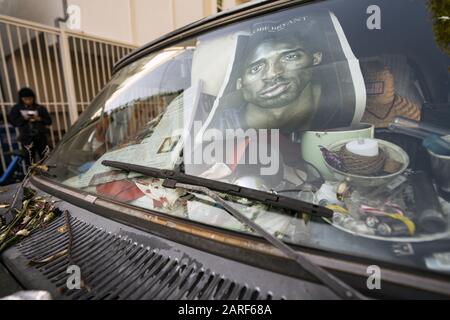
left=361, top=65, right=421, bottom=128
left=383, top=158, right=403, bottom=174
left=339, top=145, right=387, bottom=175
left=362, top=94, right=422, bottom=128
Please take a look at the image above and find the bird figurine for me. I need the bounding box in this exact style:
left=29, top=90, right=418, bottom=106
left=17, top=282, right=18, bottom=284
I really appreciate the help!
left=319, top=145, right=344, bottom=170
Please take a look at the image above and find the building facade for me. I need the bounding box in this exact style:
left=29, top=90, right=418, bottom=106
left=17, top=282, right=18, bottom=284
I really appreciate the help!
left=0, top=0, right=252, bottom=46
left=0, top=0, right=251, bottom=173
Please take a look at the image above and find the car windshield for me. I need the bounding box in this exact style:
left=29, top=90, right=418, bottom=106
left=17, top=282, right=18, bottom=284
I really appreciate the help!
left=47, top=0, right=450, bottom=276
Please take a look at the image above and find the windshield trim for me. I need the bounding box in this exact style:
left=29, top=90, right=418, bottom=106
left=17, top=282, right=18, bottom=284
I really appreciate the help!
left=30, top=174, right=450, bottom=297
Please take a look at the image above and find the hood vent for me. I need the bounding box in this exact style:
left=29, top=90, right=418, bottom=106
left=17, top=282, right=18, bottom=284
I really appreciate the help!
left=16, top=215, right=276, bottom=300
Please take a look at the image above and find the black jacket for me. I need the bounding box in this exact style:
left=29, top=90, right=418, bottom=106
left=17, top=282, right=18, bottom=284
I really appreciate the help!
left=8, top=103, right=52, bottom=144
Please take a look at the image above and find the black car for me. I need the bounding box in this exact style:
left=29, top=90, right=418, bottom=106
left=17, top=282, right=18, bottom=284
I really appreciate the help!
left=1, top=0, right=450, bottom=300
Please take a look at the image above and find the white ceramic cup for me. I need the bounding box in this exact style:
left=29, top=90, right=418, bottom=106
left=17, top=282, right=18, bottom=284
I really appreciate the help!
left=300, top=123, right=375, bottom=180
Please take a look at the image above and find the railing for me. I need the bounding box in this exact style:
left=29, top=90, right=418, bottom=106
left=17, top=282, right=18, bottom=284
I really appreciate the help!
left=0, top=14, right=137, bottom=171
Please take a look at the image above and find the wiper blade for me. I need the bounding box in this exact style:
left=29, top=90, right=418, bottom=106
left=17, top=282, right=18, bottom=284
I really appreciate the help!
left=102, top=160, right=365, bottom=299
left=102, top=160, right=333, bottom=219
left=174, top=182, right=367, bottom=300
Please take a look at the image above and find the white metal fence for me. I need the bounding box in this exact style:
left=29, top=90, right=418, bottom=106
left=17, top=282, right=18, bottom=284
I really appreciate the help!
left=0, top=14, right=136, bottom=171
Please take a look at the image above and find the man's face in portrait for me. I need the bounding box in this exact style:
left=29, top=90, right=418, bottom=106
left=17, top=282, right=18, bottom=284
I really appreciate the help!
left=237, top=36, right=322, bottom=110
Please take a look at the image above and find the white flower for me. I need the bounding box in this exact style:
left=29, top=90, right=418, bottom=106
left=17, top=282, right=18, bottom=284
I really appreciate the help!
left=16, top=229, right=30, bottom=237
left=22, top=216, right=32, bottom=225
left=43, top=212, right=55, bottom=223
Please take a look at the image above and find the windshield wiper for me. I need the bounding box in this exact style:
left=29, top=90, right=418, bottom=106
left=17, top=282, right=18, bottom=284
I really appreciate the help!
left=102, top=160, right=333, bottom=219
left=102, top=160, right=365, bottom=300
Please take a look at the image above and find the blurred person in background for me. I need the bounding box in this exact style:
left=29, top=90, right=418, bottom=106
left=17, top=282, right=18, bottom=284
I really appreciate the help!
left=8, top=87, right=52, bottom=163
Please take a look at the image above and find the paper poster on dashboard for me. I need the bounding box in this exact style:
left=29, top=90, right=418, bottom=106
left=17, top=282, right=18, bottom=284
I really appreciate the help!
left=198, top=10, right=366, bottom=135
